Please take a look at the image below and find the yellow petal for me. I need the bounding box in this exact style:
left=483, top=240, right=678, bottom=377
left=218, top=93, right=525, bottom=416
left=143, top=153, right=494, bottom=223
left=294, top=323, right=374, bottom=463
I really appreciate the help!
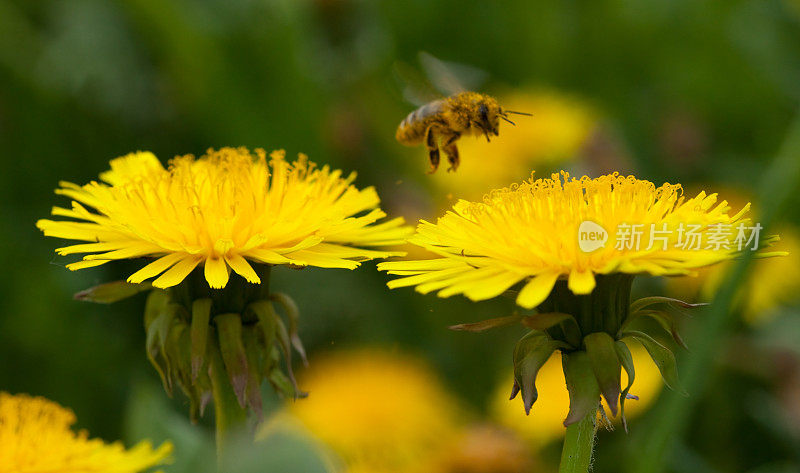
left=204, top=256, right=230, bottom=289
left=386, top=266, right=470, bottom=289
left=152, top=256, right=202, bottom=288
left=378, top=258, right=463, bottom=272
left=66, top=259, right=111, bottom=270
left=516, top=272, right=560, bottom=309
left=423, top=266, right=502, bottom=296
left=245, top=249, right=293, bottom=265
left=225, top=253, right=261, bottom=284
left=83, top=242, right=163, bottom=261
left=271, top=236, right=324, bottom=255
left=56, top=242, right=124, bottom=256
left=288, top=250, right=359, bottom=269
left=567, top=269, right=596, bottom=294
left=127, top=253, right=187, bottom=284
left=461, top=271, right=527, bottom=301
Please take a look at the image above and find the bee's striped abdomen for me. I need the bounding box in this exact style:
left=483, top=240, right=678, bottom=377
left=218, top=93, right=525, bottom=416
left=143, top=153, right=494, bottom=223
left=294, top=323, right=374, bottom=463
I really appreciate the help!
left=396, top=100, right=445, bottom=144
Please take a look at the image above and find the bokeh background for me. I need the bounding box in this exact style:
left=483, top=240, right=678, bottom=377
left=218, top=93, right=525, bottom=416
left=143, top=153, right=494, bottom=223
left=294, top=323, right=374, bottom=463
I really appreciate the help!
left=2, top=1, right=800, bottom=472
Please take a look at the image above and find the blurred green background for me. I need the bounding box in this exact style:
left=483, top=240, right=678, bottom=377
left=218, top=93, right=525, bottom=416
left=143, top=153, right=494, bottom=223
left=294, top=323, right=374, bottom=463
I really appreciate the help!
left=2, top=1, right=800, bottom=472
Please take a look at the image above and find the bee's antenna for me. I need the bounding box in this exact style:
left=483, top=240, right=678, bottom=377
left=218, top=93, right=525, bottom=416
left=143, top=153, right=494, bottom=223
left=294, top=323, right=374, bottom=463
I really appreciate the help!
left=504, top=110, right=533, bottom=116
left=501, top=116, right=516, bottom=126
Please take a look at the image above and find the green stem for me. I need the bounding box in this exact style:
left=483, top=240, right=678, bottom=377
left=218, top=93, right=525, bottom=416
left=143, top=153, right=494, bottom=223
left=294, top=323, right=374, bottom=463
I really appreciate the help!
left=559, top=407, right=597, bottom=473
left=209, top=341, right=247, bottom=470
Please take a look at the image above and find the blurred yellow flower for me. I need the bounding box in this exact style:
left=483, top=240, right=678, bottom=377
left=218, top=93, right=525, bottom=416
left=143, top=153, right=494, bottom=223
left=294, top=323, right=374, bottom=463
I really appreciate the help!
left=490, top=347, right=662, bottom=446
left=37, top=147, right=410, bottom=289
left=380, top=172, right=761, bottom=309
left=0, top=392, right=172, bottom=473
left=286, top=350, right=463, bottom=473
left=669, top=226, right=800, bottom=324
left=430, top=90, right=596, bottom=201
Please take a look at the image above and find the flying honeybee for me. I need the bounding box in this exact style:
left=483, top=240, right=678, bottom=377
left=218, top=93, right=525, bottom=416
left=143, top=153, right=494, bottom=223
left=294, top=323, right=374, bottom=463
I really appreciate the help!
left=395, top=91, right=531, bottom=173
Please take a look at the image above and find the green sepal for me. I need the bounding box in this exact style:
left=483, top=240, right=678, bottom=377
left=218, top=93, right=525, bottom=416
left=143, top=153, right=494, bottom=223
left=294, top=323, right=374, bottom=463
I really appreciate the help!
left=190, top=298, right=213, bottom=382
left=165, top=319, right=188, bottom=388
left=275, top=316, right=303, bottom=398
left=615, top=341, right=635, bottom=432
left=630, top=296, right=707, bottom=314
left=522, top=312, right=582, bottom=347
left=270, top=292, right=307, bottom=365
left=449, top=313, right=523, bottom=332
left=247, top=300, right=279, bottom=382
left=510, top=331, right=565, bottom=414
left=241, top=326, right=264, bottom=419
left=179, top=327, right=207, bottom=424
left=622, top=329, right=687, bottom=395
left=196, top=336, right=216, bottom=419
left=624, top=309, right=688, bottom=350
left=215, top=313, right=249, bottom=408
left=562, top=350, right=601, bottom=426
left=144, top=290, right=178, bottom=395
left=268, top=366, right=302, bottom=399
left=75, top=280, right=152, bottom=303
left=583, top=332, right=622, bottom=417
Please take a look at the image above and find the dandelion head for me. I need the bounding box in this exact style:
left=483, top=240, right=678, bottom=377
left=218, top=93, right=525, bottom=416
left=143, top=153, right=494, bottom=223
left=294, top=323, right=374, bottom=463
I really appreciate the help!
left=381, top=171, right=758, bottom=310
left=0, top=392, right=172, bottom=473
left=37, top=147, right=411, bottom=290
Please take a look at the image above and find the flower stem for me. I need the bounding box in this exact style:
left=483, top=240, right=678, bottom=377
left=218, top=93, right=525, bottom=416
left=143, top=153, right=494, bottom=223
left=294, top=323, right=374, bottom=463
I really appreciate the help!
left=558, top=407, right=597, bottom=473
left=209, top=342, right=247, bottom=470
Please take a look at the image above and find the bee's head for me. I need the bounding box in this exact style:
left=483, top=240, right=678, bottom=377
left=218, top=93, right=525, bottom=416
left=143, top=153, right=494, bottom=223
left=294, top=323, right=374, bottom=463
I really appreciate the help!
left=476, top=97, right=501, bottom=136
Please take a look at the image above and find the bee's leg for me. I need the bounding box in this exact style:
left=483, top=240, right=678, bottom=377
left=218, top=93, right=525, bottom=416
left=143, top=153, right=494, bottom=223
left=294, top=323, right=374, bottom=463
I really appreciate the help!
left=443, top=132, right=461, bottom=172
left=425, top=126, right=440, bottom=174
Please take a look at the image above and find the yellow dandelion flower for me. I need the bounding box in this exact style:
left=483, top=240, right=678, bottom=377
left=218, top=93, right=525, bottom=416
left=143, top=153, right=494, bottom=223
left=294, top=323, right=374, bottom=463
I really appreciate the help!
left=380, top=171, right=783, bottom=440
left=35, top=147, right=414, bottom=441
left=490, top=346, right=663, bottom=446
left=0, top=392, right=172, bottom=473
left=380, top=171, right=761, bottom=309
left=37, top=147, right=411, bottom=290
left=286, top=350, right=463, bottom=473
left=430, top=90, right=596, bottom=201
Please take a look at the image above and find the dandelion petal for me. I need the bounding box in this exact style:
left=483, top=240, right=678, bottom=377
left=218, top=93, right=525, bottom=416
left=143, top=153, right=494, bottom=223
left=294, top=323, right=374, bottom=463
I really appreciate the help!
left=152, top=256, right=202, bottom=288
left=204, top=256, right=230, bottom=289
left=516, top=272, right=560, bottom=309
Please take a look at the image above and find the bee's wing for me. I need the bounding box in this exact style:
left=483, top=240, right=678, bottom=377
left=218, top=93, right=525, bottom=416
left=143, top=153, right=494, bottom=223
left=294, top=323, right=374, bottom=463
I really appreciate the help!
left=392, top=60, right=442, bottom=107
left=418, top=51, right=489, bottom=97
